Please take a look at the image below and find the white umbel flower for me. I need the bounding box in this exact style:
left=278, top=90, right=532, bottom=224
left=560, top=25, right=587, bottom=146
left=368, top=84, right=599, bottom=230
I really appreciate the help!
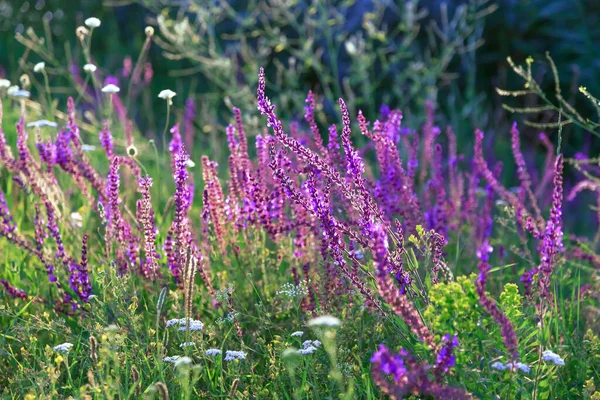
left=11, top=89, right=31, bottom=98
left=85, top=17, right=101, bottom=28
left=542, top=350, right=565, bottom=366
left=224, top=350, right=246, bottom=361
left=0, top=79, right=10, bottom=88
left=27, top=120, right=58, bottom=128
left=308, top=315, right=341, bottom=328
left=174, top=356, right=193, bottom=367
left=163, top=355, right=180, bottom=363
left=297, top=346, right=317, bottom=355
left=101, top=84, right=120, bottom=94
left=158, top=89, right=177, bottom=100
left=70, top=212, right=83, bottom=228
left=33, top=62, right=45, bottom=73
left=205, top=348, right=222, bottom=356
left=53, top=343, right=73, bottom=353
left=83, top=64, right=97, bottom=73
left=158, top=89, right=176, bottom=106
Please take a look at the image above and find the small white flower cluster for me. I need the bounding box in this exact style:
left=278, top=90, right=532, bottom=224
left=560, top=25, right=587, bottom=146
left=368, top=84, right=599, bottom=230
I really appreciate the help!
left=215, top=285, right=235, bottom=303
left=163, top=355, right=180, bottom=363
left=83, top=64, right=97, bottom=73
left=166, top=317, right=204, bottom=332
left=308, top=315, right=341, bottom=328
left=26, top=120, right=58, bottom=128
left=71, top=212, right=83, bottom=228
left=6, top=85, right=30, bottom=98
left=174, top=356, right=193, bottom=367
left=158, top=89, right=177, bottom=104
left=542, top=350, right=565, bottom=366
left=216, top=311, right=239, bottom=325
left=205, top=348, right=222, bottom=356
left=33, top=62, right=45, bottom=73
left=491, top=361, right=530, bottom=373
left=290, top=331, right=304, bottom=337
left=179, top=342, right=196, bottom=348
left=53, top=343, right=74, bottom=354
left=85, top=17, right=101, bottom=28
left=297, top=339, right=321, bottom=355
left=0, top=79, right=10, bottom=88
left=101, top=84, right=120, bottom=94
left=224, top=350, right=247, bottom=361
left=277, top=281, right=308, bottom=298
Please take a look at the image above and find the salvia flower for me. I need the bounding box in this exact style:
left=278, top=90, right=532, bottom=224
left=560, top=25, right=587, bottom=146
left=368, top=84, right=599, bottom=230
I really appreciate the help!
left=542, top=350, right=565, bottom=366
left=370, top=344, right=406, bottom=383
left=205, top=349, right=222, bottom=356
left=1, top=279, right=27, bottom=299
left=53, top=343, right=74, bottom=354
left=224, top=350, right=247, bottom=361
left=435, top=334, right=458, bottom=374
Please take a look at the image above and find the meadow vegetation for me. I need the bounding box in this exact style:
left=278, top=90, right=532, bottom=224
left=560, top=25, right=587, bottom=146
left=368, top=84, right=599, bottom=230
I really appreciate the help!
left=1, top=5, right=600, bottom=400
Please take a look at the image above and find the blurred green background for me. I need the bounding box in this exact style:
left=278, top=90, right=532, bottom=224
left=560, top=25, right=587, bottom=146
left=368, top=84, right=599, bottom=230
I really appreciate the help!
left=0, top=0, right=599, bottom=157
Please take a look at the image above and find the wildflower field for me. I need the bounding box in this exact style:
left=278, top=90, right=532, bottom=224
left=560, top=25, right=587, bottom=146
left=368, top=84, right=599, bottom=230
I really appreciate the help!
left=1, top=1, right=600, bottom=399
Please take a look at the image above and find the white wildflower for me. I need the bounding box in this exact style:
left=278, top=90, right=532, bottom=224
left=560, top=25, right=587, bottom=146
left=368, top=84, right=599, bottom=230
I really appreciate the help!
left=27, top=120, right=58, bottom=128
left=166, top=317, right=204, bottom=331
left=0, top=79, right=11, bottom=88
left=179, top=342, right=196, bottom=348
left=85, top=17, right=101, bottom=28
left=308, top=315, right=341, bottom=328
left=174, top=356, right=193, bottom=367
left=53, top=343, right=73, bottom=353
left=163, top=355, right=180, bottom=363
left=490, top=361, right=506, bottom=371
left=277, top=281, right=308, bottom=298
left=297, top=346, right=317, bottom=355
left=83, top=64, right=97, bottom=73
left=290, top=331, right=304, bottom=337
left=542, top=350, right=565, bottom=366
left=70, top=212, right=83, bottom=228
left=33, top=62, right=45, bottom=73
left=506, top=361, right=530, bottom=373
left=205, top=348, right=222, bottom=356
left=224, top=350, right=246, bottom=361
left=7, top=85, right=19, bottom=95
left=9, top=88, right=30, bottom=98
left=101, top=84, right=120, bottom=94
left=158, top=89, right=176, bottom=100
left=178, top=319, right=203, bottom=332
